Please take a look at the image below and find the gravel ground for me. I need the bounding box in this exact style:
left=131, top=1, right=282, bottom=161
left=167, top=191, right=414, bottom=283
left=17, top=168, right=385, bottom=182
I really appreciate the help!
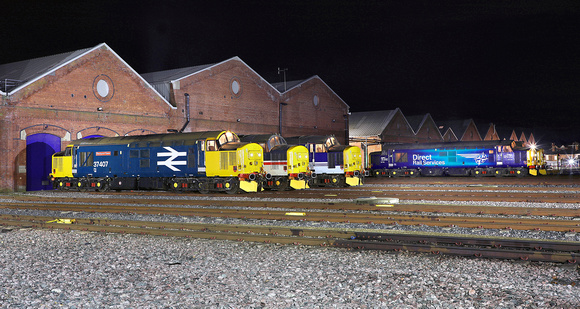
left=1, top=228, right=578, bottom=308
left=1, top=186, right=579, bottom=308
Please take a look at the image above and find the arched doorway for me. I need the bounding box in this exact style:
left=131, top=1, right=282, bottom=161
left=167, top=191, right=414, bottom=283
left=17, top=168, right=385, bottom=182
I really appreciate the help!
left=26, top=133, right=61, bottom=191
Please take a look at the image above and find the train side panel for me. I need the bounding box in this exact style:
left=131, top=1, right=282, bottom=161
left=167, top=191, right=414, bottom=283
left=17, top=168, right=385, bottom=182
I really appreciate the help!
left=368, top=141, right=542, bottom=177
left=51, top=131, right=263, bottom=193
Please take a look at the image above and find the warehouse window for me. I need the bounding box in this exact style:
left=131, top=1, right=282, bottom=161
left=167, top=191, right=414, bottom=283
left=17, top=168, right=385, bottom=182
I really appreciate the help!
left=230, top=77, right=242, bottom=98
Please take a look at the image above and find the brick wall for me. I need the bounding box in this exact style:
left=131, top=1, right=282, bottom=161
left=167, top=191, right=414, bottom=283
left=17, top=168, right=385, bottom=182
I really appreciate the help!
left=0, top=46, right=174, bottom=191
left=0, top=50, right=350, bottom=191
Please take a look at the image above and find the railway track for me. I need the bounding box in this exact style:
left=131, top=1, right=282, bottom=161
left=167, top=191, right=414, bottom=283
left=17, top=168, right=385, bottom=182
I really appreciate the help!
left=1, top=214, right=578, bottom=264
left=1, top=176, right=579, bottom=264
left=1, top=201, right=579, bottom=232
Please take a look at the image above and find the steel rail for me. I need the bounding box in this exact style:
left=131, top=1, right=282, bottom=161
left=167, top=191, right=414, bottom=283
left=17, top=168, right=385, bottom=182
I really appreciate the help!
left=2, top=216, right=578, bottom=264
left=1, top=202, right=578, bottom=232
left=3, top=195, right=580, bottom=218
left=334, top=239, right=579, bottom=264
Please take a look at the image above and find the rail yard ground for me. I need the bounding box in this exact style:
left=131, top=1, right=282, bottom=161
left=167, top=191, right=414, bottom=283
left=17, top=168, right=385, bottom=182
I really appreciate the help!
left=1, top=176, right=579, bottom=308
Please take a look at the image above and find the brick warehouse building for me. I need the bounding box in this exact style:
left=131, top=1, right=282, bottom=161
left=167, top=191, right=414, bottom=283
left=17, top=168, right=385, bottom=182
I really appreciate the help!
left=0, top=43, right=350, bottom=191
left=142, top=58, right=349, bottom=142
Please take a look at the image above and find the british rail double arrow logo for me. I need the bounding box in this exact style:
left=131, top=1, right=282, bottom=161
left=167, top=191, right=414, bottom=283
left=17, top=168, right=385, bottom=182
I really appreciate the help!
left=157, top=147, right=187, bottom=171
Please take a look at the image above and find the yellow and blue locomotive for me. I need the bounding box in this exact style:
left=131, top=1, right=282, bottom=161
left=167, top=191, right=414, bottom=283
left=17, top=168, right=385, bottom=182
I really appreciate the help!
left=50, top=131, right=264, bottom=193
left=285, top=135, right=364, bottom=187
left=240, top=134, right=310, bottom=190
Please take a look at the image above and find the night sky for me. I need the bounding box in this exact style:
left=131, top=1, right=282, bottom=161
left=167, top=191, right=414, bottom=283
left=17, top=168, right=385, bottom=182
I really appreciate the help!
left=3, top=1, right=580, bottom=144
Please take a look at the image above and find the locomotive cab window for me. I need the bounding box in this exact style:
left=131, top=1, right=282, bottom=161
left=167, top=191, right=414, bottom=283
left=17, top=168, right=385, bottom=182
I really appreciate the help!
left=207, top=140, right=217, bottom=151
left=325, top=136, right=338, bottom=149
left=315, top=144, right=326, bottom=152
left=395, top=152, right=408, bottom=163
left=217, top=131, right=239, bottom=148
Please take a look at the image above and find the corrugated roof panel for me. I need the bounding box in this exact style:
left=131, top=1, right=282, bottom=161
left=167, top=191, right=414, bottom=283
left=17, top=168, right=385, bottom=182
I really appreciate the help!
left=349, top=110, right=396, bottom=137
left=149, top=82, right=171, bottom=102
left=0, top=48, right=92, bottom=92
left=141, top=64, right=215, bottom=83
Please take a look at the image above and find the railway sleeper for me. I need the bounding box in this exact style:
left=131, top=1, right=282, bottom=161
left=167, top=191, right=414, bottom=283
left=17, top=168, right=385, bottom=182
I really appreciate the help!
left=334, top=239, right=579, bottom=264
left=353, top=232, right=580, bottom=252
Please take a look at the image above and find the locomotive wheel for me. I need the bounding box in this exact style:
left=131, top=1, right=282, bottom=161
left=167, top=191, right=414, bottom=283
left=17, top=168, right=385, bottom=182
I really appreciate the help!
left=472, top=169, right=482, bottom=177
left=58, top=180, right=67, bottom=191
left=225, top=179, right=240, bottom=195
left=95, top=179, right=110, bottom=192
left=170, top=180, right=180, bottom=192
left=76, top=180, right=87, bottom=192
left=198, top=180, right=209, bottom=194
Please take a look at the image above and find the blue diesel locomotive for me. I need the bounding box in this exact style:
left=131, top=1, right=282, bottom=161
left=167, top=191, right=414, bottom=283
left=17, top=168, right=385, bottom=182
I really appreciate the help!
left=369, top=140, right=546, bottom=177
left=50, top=131, right=264, bottom=193
left=285, top=135, right=364, bottom=187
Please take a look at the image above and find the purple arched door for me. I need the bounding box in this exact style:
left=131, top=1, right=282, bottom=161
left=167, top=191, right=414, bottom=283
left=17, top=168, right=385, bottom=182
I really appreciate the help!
left=26, top=133, right=61, bottom=191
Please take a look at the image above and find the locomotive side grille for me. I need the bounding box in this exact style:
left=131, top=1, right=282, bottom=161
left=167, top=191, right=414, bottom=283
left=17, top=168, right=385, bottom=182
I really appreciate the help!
left=54, top=158, right=62, bottom=171
left=220, top=152, right=237, bottom=170
left=53, top=158, right=62, bottom=171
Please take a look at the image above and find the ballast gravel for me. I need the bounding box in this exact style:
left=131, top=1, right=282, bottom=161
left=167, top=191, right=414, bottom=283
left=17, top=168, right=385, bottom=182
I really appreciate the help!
left=1, top=229, right=578, bottom=308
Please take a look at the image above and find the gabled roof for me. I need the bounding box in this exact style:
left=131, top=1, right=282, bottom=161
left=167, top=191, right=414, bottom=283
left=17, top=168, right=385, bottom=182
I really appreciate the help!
left=141, top=56, right=280, bottom=102
left=441, top=127, right=459, bottom=141
left=349, top=109, right=399, bottom=137
left=0, top=43, right=173, bottom=108
left=494, top=126, right=516, bottom=141
left=406, top=114, right=428, bottom=134
left=437, top=119, right=479, bottom=141
left=141, top=63, right=215, bottom=84
left=276, top=75, right=350, bottom=109
left=0, top=47, right=92, bottom=94
left=271, top=79, right=305, bottom=92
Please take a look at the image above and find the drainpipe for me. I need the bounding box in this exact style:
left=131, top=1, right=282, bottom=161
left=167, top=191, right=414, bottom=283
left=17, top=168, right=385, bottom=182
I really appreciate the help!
left=179, top=93, right=190, bottom=133
left=344, top=113, right=350, bottom=145
left=279, top=102, right=288, bottom=135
